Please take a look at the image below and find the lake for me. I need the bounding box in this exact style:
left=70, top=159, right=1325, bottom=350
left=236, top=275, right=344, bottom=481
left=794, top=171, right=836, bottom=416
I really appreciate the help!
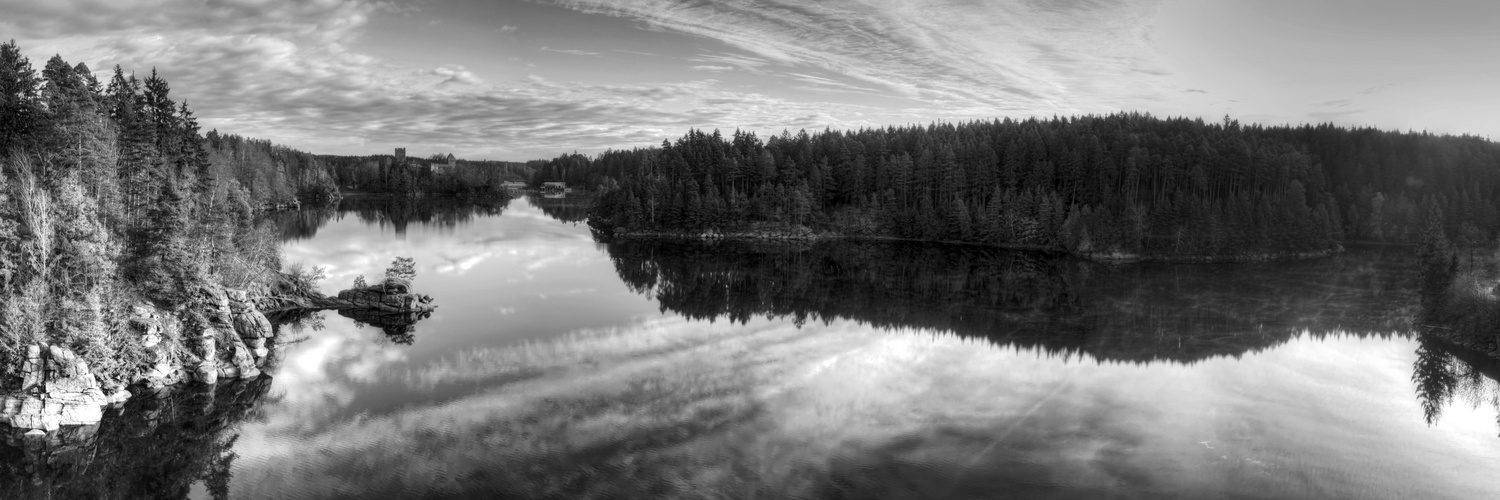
left=9, top=194, right=1500, bottom=499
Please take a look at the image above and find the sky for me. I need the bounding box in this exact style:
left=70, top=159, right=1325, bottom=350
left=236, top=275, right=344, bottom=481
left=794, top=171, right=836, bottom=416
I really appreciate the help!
left=2, top=0, right=1498, bottom=161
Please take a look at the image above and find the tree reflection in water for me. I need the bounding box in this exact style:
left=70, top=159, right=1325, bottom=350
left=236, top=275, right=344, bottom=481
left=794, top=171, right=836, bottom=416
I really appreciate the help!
left=603, top=239, right=1419, bottom=364
left=12, top=204, right=1493, bottom=497
left=525, top=193, right=592, bottom=224
left=269, top=194, right=513, bottom=241
left=606, top=239, right=1500, bottom=434
left=1412, top=335, right=1500, bottom=432
left=0, top=377, right=274, bottom=499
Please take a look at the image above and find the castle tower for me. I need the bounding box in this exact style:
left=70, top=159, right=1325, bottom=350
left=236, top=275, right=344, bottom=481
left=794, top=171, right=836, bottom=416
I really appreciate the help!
left=395, top=148, right=406, bottom=163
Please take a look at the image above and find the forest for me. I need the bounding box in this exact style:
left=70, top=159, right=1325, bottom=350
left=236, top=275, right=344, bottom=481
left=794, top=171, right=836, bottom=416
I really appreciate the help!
left=0, top=41, right=340, bottom=388
left=543, top=116, right=1500, bottom=259
left=323, top=153, right=530, bottom=196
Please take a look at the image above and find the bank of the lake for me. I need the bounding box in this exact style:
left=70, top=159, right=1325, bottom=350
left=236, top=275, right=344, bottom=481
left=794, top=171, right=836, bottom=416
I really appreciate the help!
left=600, top=224, right=1345, bottom=263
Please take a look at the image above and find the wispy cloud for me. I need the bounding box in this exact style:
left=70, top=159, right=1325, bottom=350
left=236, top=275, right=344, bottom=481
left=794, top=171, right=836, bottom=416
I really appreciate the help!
left=540, top=46, right=602, bottom=57
left=0, top=0, right=1177, bottom=160
left=540, top=0, right=1170, bottom=113
left=1, top=0, right=868, bottom=158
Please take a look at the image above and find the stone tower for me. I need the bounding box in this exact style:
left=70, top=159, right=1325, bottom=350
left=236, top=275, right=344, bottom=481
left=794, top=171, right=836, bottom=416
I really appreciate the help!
left=395, top=148, right=406, bottom=163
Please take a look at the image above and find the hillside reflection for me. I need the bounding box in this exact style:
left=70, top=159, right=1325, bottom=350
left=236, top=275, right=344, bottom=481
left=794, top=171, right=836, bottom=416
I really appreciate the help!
left=0, top=377, right=274, bottom=499
left=603, top=239, right=1420, bottom=364
left=271, top=195, right=513, bottom=240
left=1414, top=335, right=1500, bottom=430
left=525, top=193, right=591, bottom=224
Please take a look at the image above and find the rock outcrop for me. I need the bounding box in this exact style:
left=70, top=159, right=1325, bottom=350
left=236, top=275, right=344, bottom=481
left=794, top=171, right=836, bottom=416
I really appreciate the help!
left=0, top=345, right=109, bottom=431
left=0, top=376, right=273, bottom=496
left=334, top=279, right=435, bottom=313
left=261, top=279, right=436, bottom=316
left=3, top=277, right=429, bottom=434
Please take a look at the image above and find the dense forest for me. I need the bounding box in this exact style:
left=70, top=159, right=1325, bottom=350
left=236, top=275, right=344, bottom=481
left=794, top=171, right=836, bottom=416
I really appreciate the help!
left=0, top=41, right=337, bottom=388
left=543, top=117, right=1500, bottom=259
left=323, top=153, right=530, bottom=196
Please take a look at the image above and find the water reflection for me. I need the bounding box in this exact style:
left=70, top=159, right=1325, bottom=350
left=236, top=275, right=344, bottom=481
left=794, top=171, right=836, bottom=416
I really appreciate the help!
left=524, top=192, right=591, bottom=224
left=1413, top=335, right=1500, bottom=431
left=0, top=377, right=274, bottom=499
left=602, top=239, right=1420, bottom=364
left=271, top=195, right=513, bottom=240
left=9, top=198, right=1500, bottom=498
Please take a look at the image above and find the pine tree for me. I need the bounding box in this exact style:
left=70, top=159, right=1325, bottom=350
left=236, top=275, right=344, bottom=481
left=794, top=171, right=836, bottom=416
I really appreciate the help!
left=0, top=40, right=41, bottom=152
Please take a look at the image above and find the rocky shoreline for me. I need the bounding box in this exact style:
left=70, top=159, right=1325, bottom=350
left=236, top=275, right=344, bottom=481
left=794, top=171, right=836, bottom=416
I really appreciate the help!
left=0, top=279, right=435, bottom=435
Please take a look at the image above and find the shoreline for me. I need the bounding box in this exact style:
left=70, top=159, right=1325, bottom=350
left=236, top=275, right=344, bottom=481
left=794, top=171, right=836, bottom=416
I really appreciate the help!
left=0, top=280, right=433, bottom=434
left=602, top=226, right=1345, bottom=263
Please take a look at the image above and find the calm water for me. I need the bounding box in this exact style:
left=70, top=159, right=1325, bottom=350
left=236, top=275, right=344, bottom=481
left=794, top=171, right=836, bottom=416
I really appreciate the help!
left=8, top=195, right=1500, bottom=499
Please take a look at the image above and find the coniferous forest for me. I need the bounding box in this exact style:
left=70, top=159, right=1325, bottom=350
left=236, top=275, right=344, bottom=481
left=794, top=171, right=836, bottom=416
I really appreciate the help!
left=322, top=154, right=531, bottom=196
left=558, top=117, right=1500, bottom=259
left=0, top=41, right=347, bottom=386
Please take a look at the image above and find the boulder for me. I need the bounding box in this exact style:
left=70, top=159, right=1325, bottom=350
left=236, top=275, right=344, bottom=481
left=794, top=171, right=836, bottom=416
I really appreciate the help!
left=6, top=345, right=111, bottom=431
left=214, top=327, right=260, bottom=380
left=192, top=334, right=218, bottom=384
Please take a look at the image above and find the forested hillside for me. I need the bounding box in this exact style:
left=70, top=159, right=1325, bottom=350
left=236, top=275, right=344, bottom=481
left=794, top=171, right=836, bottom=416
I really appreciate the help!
left=557, top=116, right=1500, bottom=258
left=0, top=41, right=328, bottom=386
left=324, top=154, right=530, bottom=196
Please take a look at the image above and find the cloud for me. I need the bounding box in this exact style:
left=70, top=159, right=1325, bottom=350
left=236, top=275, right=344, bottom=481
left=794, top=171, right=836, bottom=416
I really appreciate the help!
left=497, top=24, right=518, bottom=33
left=539, top=0, right=1170, bottom=113
left=0, top=0, right=384, bottom=42
left=0, top=0, right=1178, bottom=161
left=6, top=0, right=873, bottom=159
left=540, top=46, right=602, bottom=57
left=422, top=65, right=484, bottom=86
left=1308, top=109, right=1368, bottom=120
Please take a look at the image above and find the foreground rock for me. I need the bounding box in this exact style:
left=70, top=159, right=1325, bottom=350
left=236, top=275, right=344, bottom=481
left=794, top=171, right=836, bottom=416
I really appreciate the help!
left=0, top=345, right=114, bottom=432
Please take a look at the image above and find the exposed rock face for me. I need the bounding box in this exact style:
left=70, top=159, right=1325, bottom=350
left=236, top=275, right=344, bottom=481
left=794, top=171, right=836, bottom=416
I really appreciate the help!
left=1, top=345, right=109, bottom=431
left=228, top=289, right=274, bottom=360
left=334, top=280, right=436, bottom=313
left=184, top=286, right=274, bottom=383
left=3, top=278, right=417, bottom=435
left=213, top=326, right=259, bottom=380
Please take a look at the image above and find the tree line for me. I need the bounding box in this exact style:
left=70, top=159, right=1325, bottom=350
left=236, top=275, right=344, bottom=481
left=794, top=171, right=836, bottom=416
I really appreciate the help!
left=531, top=115, right=1500, bottom=258
left=322, top=153, right=531, bottom=196
left=0, top=41, right=336, bottom=387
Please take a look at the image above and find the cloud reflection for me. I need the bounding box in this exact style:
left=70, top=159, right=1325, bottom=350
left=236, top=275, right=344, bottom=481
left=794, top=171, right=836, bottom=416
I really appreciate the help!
left=230, top=315, right=1500, bottom=498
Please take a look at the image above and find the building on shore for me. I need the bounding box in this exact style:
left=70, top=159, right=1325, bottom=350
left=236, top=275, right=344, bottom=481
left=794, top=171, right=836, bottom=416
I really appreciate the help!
left=432, top=153, right=457, bottom=177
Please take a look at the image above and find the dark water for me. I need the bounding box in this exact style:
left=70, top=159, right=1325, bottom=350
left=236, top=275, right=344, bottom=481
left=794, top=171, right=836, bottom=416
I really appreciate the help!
left=8, top=195, right=1500, bottom=499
